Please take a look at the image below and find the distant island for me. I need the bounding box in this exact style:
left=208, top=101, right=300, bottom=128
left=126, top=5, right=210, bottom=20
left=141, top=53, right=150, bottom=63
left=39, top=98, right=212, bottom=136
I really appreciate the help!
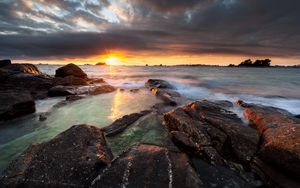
left=229, top=59, right=271, bottom=67
left=95, top=62, right=107, bottom=66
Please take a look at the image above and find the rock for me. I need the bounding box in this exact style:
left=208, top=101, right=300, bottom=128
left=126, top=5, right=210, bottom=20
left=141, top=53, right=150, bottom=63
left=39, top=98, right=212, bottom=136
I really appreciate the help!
left=53, top=75, right=88, bottom=86
left=89, top=85, right=116, bottom=95
left=89, top=78, right=106, bottom=84
left=129, top=88, right=139, bottom=93
left=2, top=73, right=53, bottom=99
left=53, top=95, right=85, bottom=108
left=145, top=79, right=174, bottom=89
left=0, top=90, right=35, bottom=121
left=39, top=113, right=47, bottom=121
left=48, top=85, right=76, bottom=96
left=0, top=59, right=11, bottom=67
left=48, top=85, right=116, bottom=97
left=2, top=63, right=41, bottom=74
left=0, top=125, right=113, bottom=188
left=55, top=63, right=87, bottom=78
left=164, top=100, right=259, bottom=165
left=295, top=114, right=300, bottom=119
left=238, top=101, right=300, bottom=179
left=145, top=79, right=182, bottom=106
left=91, top=144, right=202, bottom=188
left=103, top=110, right=151, bottom=136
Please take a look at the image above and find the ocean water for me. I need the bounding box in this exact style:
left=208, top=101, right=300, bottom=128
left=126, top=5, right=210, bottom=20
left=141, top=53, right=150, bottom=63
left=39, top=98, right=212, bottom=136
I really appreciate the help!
left=0, top=65, right=300, bottom=173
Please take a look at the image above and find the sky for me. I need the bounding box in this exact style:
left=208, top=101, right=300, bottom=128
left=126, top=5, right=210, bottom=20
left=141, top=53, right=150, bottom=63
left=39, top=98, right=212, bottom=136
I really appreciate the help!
left=0, top=0, right=300, bottom=65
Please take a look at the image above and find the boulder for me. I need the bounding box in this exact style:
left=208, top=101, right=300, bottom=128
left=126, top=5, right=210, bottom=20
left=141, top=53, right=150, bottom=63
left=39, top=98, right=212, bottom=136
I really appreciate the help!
left=53, top=75, right=88, bottom=86
left=103, top=110, right=151, bottom=136
left=164, top=100, right=259, bottom=165
left=91, top=144, right=202, bottom=188
left=0, top=59, right=11, bottom=67
left=238, top=101, right=300, bottom=179
left=55, top=63, right=87, bottom=78
left=145, top=79, right=174, bottom=89
left=0, top=90, right=35, bottom=121
left=0, top=125, right=113, bottom=188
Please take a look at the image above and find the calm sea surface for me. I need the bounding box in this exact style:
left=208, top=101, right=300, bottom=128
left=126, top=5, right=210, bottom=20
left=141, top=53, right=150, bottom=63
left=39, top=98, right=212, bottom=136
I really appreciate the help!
left=0, top=65, right=300, bottom=172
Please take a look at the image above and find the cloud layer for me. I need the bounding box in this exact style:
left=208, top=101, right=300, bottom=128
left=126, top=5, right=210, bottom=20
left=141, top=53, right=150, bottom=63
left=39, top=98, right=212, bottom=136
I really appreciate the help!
left=1, top=0, right=300, bottom=61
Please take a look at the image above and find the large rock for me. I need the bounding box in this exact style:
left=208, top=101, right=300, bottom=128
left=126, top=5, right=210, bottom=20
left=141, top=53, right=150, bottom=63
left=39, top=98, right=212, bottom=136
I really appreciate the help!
left=0, top=90, right=35, bottom=121
left=164, top=100, right=259, bottom=165
left=0, top=59, right=11, bottom=67
left=238, top=101, right=300, bottom=180
left=91, top=144, right=202, bottom=188
left=55, top=63, right=87, bottom=78
left=0, top=125, right=113, bottom=188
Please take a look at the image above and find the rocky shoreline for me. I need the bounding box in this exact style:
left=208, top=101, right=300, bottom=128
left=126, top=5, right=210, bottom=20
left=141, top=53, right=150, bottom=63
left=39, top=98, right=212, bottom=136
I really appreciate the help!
left=1, top=61, right=300, bottom=187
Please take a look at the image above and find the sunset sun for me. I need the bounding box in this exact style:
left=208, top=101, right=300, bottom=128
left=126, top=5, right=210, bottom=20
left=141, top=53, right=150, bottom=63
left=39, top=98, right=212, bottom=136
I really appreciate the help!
left=100, top=54, right=123, bottom=66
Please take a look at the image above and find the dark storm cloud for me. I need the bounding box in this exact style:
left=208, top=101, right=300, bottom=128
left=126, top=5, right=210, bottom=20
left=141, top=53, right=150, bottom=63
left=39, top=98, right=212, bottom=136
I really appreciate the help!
left=0, top=0, right=300, bottom=60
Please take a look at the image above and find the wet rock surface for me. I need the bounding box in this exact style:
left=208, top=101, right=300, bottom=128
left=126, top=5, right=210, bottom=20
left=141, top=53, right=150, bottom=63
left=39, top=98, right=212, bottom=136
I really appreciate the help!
left=91, top=144, right=202, bottom=188
left=55, top=63, right=87, bottom=78
left=145, top=79, right=184, bottom=106
left=0, top=91, right=35, bottom=121
left=103, top=110, right=151, bottom=136
left=0, top=125, right=113, bottom=188
left=238, top=101, right=300, bottom=182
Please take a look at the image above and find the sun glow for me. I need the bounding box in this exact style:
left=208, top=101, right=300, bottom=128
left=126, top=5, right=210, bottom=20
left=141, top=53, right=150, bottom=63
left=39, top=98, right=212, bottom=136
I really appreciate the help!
left=100, top=54, right=124, bottom=66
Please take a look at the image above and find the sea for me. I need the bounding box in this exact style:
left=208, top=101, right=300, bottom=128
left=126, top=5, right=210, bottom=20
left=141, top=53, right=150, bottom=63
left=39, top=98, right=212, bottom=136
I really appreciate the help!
left=0, top=65, right=300, bottom=173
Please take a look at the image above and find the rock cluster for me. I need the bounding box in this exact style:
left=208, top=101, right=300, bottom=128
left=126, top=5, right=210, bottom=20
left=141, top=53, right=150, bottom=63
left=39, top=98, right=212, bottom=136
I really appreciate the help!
left=1, top=78, right=300, bottom=188
left=0, top=60, right=116, bottom=121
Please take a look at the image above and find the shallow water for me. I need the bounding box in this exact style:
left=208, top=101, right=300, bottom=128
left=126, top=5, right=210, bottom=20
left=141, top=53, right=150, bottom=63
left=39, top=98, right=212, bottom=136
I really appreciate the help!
left=0, top=89, right=160, bottom=172
left=1, top=65, right=300, bottom=173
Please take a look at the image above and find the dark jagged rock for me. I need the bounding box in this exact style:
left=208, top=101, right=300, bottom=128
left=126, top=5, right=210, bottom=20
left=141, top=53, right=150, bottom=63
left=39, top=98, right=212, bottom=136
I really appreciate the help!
left=91, top=144, right=202, bottom=188
left=53, top=75, right=88, bottom=86
left=0, top=91, right=35, bottom=121
left=103, top=110, right=151, bottom=136
left=238, top=101, right=300, bottom=180
left=0, top=59, right=11, bottom=67
left=164, top=100, right=259, bottom=165
left=295, top=114, right=300, bottom=118
left=145, top=79, right=182, bottom=106
left=48, top=85, right=75, bottom=96
left=55, top=63, right=87, bottom=78
left=0, top=125, right=113, bottom=188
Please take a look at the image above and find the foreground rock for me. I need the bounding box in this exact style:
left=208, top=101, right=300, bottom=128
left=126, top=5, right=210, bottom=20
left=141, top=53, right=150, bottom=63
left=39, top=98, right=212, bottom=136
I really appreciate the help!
left=0, top=125, right=113, bottom=188
left=55, top=63, right=87, bottom=79
left=91, top=144, right=202, bottom=188
left=164, top=100, right=259, bottom=165
left=238, top=101, right=300, bottom=182
left=0, top=91, right=35, bottom=121
left=145, top=79, right=183, bottom=106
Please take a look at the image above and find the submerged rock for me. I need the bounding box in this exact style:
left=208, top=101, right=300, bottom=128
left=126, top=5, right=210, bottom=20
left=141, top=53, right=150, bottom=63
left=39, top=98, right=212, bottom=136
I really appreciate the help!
left=0, top=91, right=35, bottom=121
left=91, top=144, right=202, bottom=188
left=238, top=101, right=300, bottom=181
left=103, top=110, right=151, bottom=136
left=55, top=63, right=87, bottom=78
left=0, top=124, right=113, bottom=188
left=48, top=85, right=116, bottom=97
